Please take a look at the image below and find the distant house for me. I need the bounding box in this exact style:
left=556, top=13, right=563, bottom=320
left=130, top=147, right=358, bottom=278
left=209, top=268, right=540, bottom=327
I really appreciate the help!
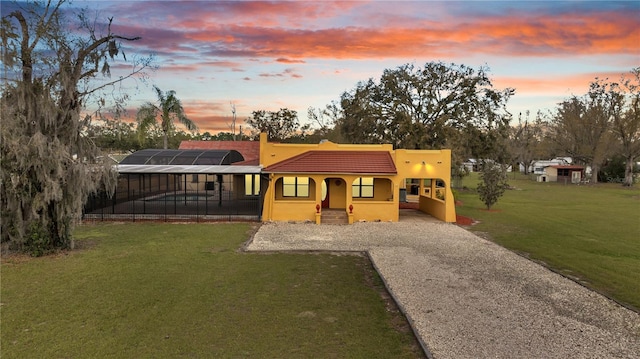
left=537, top=165, right=585, bottom=183
left=462, top=159, right=477, bottom=172
left=530, top=158, right=572, bottom=175
left=463, top=159, right=511, bottom=173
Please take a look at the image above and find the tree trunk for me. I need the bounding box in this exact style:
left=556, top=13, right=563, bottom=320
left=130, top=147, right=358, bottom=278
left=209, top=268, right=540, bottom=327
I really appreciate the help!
left=591, top=163, right=599, bottom=184
left=623, top=156, right=635, bottom=186
left=163, top=133, right=168, bottom=149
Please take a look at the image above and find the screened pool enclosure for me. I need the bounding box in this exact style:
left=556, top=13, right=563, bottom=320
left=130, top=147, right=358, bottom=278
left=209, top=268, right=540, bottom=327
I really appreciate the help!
left=83, top=149, right=265, bottom=222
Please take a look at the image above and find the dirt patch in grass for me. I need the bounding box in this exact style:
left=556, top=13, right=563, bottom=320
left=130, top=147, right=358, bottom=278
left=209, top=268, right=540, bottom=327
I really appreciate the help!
left=456, top=215, right=474, bottom=226
left=73, top=238, right=100, bottom=251
left=1, top=233, right=103, bottom=265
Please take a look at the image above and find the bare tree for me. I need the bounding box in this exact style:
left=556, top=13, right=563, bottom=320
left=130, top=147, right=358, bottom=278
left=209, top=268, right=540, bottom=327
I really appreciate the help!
left=551, top=82, right=618, bottom=183
left=306, top=101, right=345, bottom=142
left=1, top=0, right=152, bottom=254
left=509, top=111, right=546, bottom=174
left=611, top=68, right=640, bottom=186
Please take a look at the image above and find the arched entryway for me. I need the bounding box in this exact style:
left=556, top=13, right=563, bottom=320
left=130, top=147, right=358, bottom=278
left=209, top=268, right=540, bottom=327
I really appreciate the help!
left=322, top=177, right=346, bottom=209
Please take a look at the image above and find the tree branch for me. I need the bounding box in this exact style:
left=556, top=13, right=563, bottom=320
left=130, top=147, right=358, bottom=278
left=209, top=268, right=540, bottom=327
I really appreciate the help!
left=10, top=10, right=31, bottom=83
left=29, top=0, right=66, bottom=53
left=74, top=34, right=142, bottom=82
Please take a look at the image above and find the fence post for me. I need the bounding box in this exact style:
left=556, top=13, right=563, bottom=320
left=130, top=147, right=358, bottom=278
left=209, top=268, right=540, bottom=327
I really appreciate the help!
left=132, top=189, right=136, bottom=222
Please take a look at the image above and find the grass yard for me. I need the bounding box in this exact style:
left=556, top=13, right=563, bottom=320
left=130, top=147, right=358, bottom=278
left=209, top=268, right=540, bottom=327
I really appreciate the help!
left=455, top=172, right=640, bottom=311
left=1, top=223, right=424, bottom=358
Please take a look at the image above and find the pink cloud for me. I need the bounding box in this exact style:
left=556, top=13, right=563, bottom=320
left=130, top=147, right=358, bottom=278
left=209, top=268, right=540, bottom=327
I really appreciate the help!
left=105, top=2, right=637, bottom=64
left=258, top=68, right=303, bottom=79
left=276, top=58, right=306, bottom=64
left=178, top=10, right=637, bottom=62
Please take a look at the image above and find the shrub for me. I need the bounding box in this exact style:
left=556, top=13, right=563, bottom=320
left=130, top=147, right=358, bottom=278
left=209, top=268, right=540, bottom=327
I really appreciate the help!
left=477, top=162, right=509, bottom=210
left=24, top=222, right=53, bottom=257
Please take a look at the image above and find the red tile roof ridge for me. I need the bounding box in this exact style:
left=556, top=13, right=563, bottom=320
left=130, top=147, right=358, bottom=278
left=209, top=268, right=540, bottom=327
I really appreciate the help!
left=264, top=150, right=397, bottom=174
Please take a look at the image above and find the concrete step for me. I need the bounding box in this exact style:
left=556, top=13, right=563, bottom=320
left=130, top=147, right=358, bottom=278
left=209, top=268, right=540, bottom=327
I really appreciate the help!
left=321, top=209, right=348, bottom=224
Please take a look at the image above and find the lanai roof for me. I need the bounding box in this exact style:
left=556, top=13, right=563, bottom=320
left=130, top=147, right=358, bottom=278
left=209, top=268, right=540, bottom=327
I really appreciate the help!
left=116, top=164, right=261, bottom=174
left=179, top=141, right=260, bottom=165
left=119, top=149, right=244, bottom=166
left=263, top=150, right=397, bottom=174
left=117, top=149, right=261, bottom=174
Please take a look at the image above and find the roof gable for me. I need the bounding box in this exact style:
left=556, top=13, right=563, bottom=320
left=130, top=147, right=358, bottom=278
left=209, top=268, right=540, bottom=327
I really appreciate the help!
left=264, top=150, right=397, bottom=174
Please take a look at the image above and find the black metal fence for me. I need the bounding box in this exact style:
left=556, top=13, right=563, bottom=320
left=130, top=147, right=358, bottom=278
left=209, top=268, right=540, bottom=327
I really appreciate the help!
left=83, top=173, right=262, bottom=222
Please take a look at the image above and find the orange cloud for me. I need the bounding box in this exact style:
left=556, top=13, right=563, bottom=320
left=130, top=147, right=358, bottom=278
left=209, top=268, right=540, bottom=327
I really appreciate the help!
left=462, top=11, right=639, bottom=57
left=179, top=9, right=637, bottom=61
left=109, top=2, right=637, bottom=73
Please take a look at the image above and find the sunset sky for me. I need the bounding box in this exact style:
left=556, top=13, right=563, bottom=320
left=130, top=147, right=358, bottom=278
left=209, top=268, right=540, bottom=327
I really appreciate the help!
left=5, top=0, right=640, bottom=134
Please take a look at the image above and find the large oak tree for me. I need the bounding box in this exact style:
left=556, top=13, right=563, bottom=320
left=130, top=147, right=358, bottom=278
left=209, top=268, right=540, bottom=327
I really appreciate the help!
left=1, top=0, right=151, bottom=254
left=337, top=62, right=514, bottom=163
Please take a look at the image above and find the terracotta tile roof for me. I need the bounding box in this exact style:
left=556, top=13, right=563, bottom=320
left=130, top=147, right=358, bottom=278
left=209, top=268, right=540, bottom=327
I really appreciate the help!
left=179, top=140, right=260, bottom=165
left=264, top=151, right=397, bottom=174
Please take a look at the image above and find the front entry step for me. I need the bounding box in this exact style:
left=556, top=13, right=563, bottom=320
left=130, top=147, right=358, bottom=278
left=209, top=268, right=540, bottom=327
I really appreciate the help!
left=321, top=209, right=348, bottom=224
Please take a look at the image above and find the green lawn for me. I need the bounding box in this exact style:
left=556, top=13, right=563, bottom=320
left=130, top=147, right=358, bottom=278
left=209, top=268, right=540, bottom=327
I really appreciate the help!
left=455, top=172, right=640, bottom=311
left=1, top=223, right=423, bottom=358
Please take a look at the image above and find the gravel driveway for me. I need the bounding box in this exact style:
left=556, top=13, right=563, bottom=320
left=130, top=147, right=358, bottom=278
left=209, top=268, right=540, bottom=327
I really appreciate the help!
left=244, top=211, right=640, bottom=359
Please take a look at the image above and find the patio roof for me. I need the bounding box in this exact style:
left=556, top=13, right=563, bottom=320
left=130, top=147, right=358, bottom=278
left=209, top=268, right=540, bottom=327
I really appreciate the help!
left=179, top=141, right=260, bottom=165
left=119, top=149, right=244, bottom=166
left=263, top=150, right=397, bottom=174
left=116, top=164, right=262, bottom=174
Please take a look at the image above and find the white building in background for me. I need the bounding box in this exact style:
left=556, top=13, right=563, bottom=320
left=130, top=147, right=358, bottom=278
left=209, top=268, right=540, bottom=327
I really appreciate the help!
left=463, top=159, right=512, bottom=173
left=528, top=157, right=572, bottom=174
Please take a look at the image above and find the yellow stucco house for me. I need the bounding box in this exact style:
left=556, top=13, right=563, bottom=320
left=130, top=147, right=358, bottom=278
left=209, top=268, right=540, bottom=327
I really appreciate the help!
left=258, top=133, right=456, bottom=224
left=86, top=133, right=456, bottom=223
